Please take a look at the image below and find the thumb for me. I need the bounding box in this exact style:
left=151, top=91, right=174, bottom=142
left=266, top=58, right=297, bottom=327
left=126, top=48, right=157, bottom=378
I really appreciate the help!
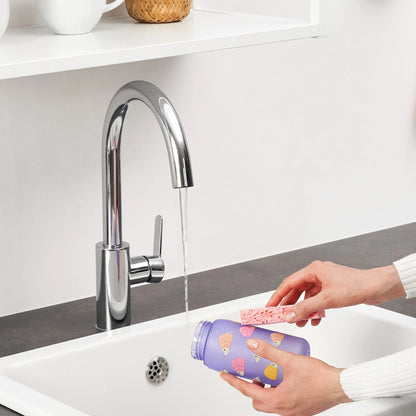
left=247, top=338, right=294, bottom=369
left=287, top=295, right=325, bottom=322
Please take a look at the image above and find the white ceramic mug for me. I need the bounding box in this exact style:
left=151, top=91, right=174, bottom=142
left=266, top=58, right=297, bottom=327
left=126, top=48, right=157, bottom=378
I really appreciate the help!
left=0, top=0, right=9, bottom=39
left=38, top=0, right=125, bottom=35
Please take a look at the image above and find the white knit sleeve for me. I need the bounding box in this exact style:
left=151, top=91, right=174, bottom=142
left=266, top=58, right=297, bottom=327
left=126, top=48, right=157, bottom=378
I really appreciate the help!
left=340, top=255, right=416, bottom=401
left=340, top=346, right=416, bottom=401
left=393, top=253, right=416, bottom=299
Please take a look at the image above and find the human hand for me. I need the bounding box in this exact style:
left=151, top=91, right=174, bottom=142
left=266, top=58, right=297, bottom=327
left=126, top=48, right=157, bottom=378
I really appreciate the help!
left=221, top=338, right=351, bottom=416
left=266, top=261, right=405, bottom=326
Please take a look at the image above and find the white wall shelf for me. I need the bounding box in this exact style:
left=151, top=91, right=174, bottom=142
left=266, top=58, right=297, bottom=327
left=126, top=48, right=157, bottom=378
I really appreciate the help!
left=0, top=3, right=325, bottom=80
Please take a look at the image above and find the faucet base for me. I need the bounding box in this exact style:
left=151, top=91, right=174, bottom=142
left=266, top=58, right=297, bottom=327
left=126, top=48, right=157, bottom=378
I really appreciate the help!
left=96, top=242, right=131, bottom=331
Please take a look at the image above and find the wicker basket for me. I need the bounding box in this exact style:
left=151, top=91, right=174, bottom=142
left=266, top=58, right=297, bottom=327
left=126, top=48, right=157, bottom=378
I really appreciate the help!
left=125, top=0, right=191, bottom=23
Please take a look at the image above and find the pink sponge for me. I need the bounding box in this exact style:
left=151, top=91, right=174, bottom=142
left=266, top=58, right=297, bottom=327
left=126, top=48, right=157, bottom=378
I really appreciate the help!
left=240, top=305, right=325, bottom=325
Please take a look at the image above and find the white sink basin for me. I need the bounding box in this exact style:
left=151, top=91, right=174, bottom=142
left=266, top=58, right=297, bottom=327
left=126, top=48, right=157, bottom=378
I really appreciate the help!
left=1, top=291, right=416, bottom=416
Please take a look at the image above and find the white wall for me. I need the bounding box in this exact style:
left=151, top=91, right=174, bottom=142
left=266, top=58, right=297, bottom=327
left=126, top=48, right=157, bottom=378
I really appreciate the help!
left=1, top=0, right=416, bottom=316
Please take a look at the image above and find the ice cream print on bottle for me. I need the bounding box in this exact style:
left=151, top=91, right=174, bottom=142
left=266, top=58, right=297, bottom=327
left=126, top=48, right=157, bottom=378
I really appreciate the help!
left=191, top=319, right=310, bottom=386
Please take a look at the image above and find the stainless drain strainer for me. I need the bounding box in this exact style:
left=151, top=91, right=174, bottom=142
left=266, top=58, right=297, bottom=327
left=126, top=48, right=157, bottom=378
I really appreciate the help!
left=145, top=357, right=169, bottom=385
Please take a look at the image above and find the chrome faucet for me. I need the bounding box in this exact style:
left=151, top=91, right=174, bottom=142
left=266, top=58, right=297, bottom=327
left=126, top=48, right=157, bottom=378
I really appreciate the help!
left=96, top=81, right=194, bottom=331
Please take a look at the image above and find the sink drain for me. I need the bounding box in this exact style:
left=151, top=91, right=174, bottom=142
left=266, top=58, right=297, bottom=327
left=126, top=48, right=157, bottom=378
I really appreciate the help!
left=145, top=357, right=169, bottom=385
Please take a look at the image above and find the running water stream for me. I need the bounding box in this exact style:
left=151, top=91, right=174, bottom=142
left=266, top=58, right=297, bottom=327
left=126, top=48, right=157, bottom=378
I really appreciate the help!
left=179, top=188, right=189, bottom=315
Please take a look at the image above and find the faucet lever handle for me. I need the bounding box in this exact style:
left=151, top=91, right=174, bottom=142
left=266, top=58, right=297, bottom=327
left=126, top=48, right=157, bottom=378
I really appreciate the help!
left=153, top=215, right=163, bottom=257
left=147, top=215, right=164, bottom=283
left=129, top=215, right=164, bottom=285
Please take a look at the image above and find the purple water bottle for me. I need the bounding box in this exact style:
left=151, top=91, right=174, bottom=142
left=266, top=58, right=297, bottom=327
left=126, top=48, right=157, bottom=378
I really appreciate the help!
left=191, top=319, right=310, bottom=386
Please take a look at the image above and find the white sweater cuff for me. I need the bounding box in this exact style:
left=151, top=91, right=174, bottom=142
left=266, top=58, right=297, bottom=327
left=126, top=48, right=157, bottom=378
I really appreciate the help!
left=393, top=254, right=416, bottom=299
left=340, top=346, right=416, bottom=401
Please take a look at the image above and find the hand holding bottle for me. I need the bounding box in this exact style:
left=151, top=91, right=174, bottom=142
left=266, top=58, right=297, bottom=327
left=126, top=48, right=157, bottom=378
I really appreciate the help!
left=221, top=338, right=351, bottom=416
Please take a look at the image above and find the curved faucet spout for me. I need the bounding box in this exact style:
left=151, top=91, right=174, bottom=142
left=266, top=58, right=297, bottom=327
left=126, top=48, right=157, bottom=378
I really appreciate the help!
left=102, top=81, right=194, bottom=248
left=97, top=81, right=194, bottom=330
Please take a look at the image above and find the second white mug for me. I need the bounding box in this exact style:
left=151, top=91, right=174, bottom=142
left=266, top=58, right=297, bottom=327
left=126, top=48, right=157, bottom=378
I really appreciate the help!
left=38, top=0, right=125, bottom=35
left=0, top=0, right=9, bottom=40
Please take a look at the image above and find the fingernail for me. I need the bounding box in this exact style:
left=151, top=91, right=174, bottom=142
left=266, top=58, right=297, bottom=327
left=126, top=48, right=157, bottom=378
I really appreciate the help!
left=247, top=339, right=259, bottom=349
left=285, top=311, right=296, bottom=322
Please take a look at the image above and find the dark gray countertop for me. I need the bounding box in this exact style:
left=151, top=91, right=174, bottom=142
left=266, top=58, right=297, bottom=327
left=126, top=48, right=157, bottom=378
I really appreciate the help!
left=1, top=222, right=416, bottom=415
